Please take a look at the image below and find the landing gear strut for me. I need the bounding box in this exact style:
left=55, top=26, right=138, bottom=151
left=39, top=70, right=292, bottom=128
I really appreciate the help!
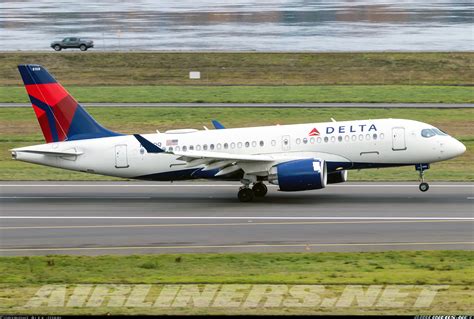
left=416, top=164, right=430, bottom=192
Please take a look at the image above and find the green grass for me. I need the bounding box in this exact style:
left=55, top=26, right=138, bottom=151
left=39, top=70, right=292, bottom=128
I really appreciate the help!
left=1, top=251, right=472, bottom=285
left=1, top=52, right=473, bottom=86
left=0, top=251, right=472, bottom=315
left=1, top=107, right=472, bottom=181
left=1, top=85, right=473, bottom=103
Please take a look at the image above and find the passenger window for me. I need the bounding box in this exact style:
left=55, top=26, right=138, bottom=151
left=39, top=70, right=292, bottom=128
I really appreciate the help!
left=373, top=134, right=378, bottom=140
left=252, top=141, right=257, bottom=147
left=189, top=145, right=194, bottom=150
left=344, top=135, right=350, bottom=142
left=175, top=146, right=180, bottom=151
left=203, top=144, right=208, bottom=150
left=338, top=136, right=343, bottom=142
left=210, top=144, right=215, bottom=150
left=231, top=142, right=236, bottom=149
left=303, top=138, right=308, bottom=144
left=351, top=135, right=357, bottom=141
left=182, top=146, right=187, bottom=151
left=296, top=138, right=301, bottom=144
left=245, top=142, right=250, bottom=148
left=359, top=134, right=363, bottom=141
left=224, top=143, right=228, bottom=149
left=324, top=137, right=329, bottom=143
left=259, top=141, right=264, bottom=147
left=310, top=137, right=315, bottom=144
left=421, top=129, right=436, bottom=138
left=168, top=147, right=173, bottom=152
left=196, top=145, right=201, bottom=151
left=330, top=136, right=336, bottom=142
left=317, top=137, right=322, bottom=143
left=271, top=140, right=276, bottom=146
left=380, top=133, right=385, bottom=140
left=217, top=143, right=222, bottom=150
left=365, top=134, right=370, bottom=140
left=238, top=142, right=243, bottom=148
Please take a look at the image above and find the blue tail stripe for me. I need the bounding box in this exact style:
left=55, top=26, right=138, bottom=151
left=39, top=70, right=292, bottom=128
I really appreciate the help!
left=28, top=95, right=60, bottom=142
left=18, top=65, right=57, bottom=85
left=67, top=105, right=123, bottom=141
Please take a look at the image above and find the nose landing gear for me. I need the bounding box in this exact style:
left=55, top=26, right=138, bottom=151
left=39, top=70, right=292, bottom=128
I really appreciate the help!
left=415, top=164, right=430, bottom=192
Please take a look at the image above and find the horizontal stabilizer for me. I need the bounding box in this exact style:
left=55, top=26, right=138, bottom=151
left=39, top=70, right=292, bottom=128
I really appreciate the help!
left=11, top=148, right=83, bottom=156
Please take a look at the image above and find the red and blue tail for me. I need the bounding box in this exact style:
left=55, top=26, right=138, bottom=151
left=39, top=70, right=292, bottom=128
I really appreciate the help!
left=18, top=64, right=121, bottom=143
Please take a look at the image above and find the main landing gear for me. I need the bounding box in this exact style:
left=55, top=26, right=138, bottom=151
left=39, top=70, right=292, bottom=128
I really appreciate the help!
left=416, top=163, right=430, bottom=192
left=237, top=179, right=268, bottom=202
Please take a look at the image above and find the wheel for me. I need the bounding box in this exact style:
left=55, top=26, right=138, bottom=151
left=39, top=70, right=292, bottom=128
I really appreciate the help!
left=419, top=182, right=429, bottom=192
left=80, top=45, right=87, bottom=51
left=54, top=45, right=61, bottom=51
left=238, top=188, right=254, bottom=202
left=252, top=182, right=268, bottom=197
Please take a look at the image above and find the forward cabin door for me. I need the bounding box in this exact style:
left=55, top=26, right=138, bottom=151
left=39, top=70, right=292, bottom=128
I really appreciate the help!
left=392, top=127, right=407, bottom=151
left=115, top=145, right=129, bottom=168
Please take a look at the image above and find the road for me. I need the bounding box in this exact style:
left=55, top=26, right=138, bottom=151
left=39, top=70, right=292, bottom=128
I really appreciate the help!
left=1, top=103, right=473, bottom=108
left=0, top=181, right=473, bottom=256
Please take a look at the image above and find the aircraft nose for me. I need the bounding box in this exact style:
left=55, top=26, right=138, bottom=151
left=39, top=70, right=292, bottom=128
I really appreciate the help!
left=449, top=139, right=466, bottom=158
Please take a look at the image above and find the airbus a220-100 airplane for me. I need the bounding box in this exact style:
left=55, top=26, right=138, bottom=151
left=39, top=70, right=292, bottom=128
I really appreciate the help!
left=12, top=64, right=466, bottom=201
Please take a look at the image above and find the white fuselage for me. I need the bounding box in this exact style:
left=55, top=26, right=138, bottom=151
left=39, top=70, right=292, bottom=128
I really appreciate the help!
left=12, top=118, right=466, bottom=181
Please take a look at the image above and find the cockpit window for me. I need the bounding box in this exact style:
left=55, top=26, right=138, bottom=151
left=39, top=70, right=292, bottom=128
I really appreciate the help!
left=421, top=129, right=436, bottom=138
left=433, top=128, right=448, bottom=136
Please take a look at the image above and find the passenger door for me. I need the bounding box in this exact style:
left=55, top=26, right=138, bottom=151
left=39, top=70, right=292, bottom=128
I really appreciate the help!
left=392, top=127, right=407, bottom=151
left=115, top=145, right=129, bottom=168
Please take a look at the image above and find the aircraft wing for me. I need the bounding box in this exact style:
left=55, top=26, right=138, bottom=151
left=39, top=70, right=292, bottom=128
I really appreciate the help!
left=172, top=150, right=276, bottom=176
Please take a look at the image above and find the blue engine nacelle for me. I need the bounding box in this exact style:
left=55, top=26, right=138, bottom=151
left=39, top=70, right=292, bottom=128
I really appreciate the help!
left=268, top=158, right=327, bottom=191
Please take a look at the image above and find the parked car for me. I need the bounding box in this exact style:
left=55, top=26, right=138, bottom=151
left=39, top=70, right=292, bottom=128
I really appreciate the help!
left=50, top=37, right=94, bottom=51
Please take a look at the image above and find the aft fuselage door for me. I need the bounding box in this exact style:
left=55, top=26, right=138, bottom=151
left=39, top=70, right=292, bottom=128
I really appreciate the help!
left=115, top=144, right=129, bottom=168
left=392, top=127, right=407, bottom=151
left=282, top=135, right=291, bottom=151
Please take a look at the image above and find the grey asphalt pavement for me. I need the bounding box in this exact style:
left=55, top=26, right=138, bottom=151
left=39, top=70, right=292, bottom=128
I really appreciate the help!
left=1, top=103, right=473, bottom=108
left=0, top=181, right=473, bottom=256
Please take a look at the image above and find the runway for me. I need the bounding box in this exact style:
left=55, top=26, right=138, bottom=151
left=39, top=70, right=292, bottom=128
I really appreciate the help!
left=1, top=103, right=473, bottom=109
left=0, top=181, right=473, bottom=256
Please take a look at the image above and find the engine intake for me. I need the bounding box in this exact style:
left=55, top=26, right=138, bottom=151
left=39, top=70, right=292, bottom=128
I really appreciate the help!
left=269, top=158, right=327, bottom=191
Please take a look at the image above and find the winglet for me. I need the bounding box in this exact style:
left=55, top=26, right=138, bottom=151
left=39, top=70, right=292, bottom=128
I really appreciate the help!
left=133, top=134, right=164, bottom=153
left=211, top=120, right=225, bottom=129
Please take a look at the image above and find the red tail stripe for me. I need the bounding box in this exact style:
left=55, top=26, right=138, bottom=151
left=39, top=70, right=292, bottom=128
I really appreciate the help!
left=25, top=83, right=72, bottom=107
left=32, top=104, right=53, bottom=143
left=53, top=95, right=78, bottom=138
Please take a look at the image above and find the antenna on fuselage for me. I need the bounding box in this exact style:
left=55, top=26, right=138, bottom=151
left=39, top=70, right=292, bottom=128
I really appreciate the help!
left=331, top=118, right=336, bottom=122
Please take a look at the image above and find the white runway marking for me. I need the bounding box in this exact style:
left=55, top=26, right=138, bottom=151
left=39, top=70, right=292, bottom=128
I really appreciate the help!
left=0, top=184, right=472, bottom=188
left=1, top=241, right=472, bottom=252
left=0, top=196, right=152, bottom=199
left=0, top=220, right=468, bottom=230
left=1, top=216, right=472, bottom=220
